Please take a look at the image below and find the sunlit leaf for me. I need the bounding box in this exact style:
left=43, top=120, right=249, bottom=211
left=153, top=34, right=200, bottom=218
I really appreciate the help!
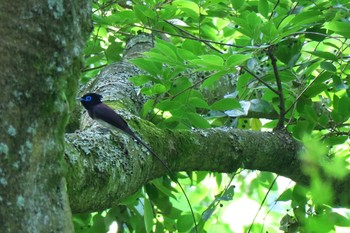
left=225, top=54, right=251, bottom=67
left=307, top=51, right=338, bottom=61
left=320, top=61, right=336, bottom=73
left=230, top=0, right=244, bottom=10
left=187, top=112, right=211, bottom=128
left=144, top=198, right=154, bottom=233
left=177, top=214, right=194, bottom=232
left=324, top=21, right=350, bottom=37
left=210, top=98, right=241, bottom=111
left=258, top=0, right=269, bottom=18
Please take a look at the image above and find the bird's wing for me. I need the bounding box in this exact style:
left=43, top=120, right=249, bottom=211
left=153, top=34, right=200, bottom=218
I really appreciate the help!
left=92, top=103, right=136, bottom=137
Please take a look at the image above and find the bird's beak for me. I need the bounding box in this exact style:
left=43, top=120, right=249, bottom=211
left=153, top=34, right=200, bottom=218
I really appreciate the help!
left=76, top=97, right=83, bottom=101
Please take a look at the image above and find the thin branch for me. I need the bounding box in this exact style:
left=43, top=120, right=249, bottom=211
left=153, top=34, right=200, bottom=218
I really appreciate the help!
left=81, top=64, right=108, bottom=72
left=164, top=20, right=223, bottom=54
left=276, top=2, right=299, bottom=29
left=291, top=31, right=346, bottom=40
left=269, top=0, right=280, bottom=20
left=285, top=71, right=325, bottom=114
left=241, top=66, right=279, bottom=95
left=247, top=175, right=278, bottom=233
left=267, top=46, right=285, bottom=130
left=169, top=71, right=221, bottom=100
left=129, top=24, right=270, bottom=50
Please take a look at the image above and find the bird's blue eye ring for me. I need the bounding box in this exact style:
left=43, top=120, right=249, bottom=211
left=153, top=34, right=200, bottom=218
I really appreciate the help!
left=85, top=96, right=92, bottom=101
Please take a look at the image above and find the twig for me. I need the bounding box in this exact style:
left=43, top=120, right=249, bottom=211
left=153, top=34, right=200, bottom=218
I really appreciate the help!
left=269, top=0, right=280, bottom=20
left=81, top=64, right=108, bottom=72
left=170, top=71, right=221, bottom=100
left=164, top=20, right=223, bottom=54
left=267, top=46, right=285, bottom=130
left=247, top=175, right=278, bottom=233
left=241, top=67, right=279, bottom=95
left=285, top=70, right=325, bottom=114
left=130, top=24, right=270, bottom=50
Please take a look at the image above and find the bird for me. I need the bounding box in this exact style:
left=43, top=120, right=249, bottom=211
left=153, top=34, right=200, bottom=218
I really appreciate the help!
left=79, top=93, right=198, bottom=233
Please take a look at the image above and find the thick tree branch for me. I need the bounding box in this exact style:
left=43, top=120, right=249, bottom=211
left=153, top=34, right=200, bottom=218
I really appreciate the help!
left=65, top=122, right=350, bottom=213
left=65, top=123, right=305, bottom=213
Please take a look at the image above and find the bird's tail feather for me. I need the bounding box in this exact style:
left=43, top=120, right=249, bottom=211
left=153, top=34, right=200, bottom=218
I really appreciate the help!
left=131, top=134, right=198, bottom=233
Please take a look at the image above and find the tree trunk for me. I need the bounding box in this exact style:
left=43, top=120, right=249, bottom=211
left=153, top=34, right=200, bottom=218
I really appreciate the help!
left=0, top=1, right=91, bottom=232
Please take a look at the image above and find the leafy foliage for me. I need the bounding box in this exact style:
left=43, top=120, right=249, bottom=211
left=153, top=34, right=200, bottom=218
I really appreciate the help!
left=78, top=0, right=350, bottom=232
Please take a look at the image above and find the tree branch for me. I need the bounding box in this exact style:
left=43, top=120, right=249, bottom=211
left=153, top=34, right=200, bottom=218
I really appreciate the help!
left=267, top=46, right=286, bottom=130
left=65, top=124, right=305, bottom=213
left=65, top=123, right=350, bottom=213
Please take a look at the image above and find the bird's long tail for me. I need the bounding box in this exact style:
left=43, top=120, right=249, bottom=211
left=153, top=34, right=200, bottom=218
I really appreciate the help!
left=131, top=134, right=198, bottom=233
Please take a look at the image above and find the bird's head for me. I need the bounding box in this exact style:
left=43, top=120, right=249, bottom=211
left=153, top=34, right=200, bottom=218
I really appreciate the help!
left=79, top=93, right=103, bottom=109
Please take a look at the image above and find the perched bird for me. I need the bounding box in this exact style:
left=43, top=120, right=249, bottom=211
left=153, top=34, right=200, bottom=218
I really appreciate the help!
left=79, top=93, right=148, bottom=150
left=79, top=93, right=198, bottom=232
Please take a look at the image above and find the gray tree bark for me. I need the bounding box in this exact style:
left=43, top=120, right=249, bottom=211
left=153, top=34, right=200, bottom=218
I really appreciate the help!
left=0, top=1, right=91, bottom=232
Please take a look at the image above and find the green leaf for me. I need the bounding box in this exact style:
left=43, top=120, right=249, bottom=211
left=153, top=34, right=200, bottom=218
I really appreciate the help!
left=119, top=189, right=142, bottom=205
left=186, top=112, right=211, bottom=128
left=258, top=0, right=269, bottom=18
left=230, top=0, right=244, bottom=10
left=299, top=105, right=318, bottom=123
left=169, top=77, right=192, bottom=95
left=291, top=185, right=308, bottom=208
left=201, top=71, right=227, bottom=88
left=278, top=188, right=292, bottom=202
left=90, top=214, right=106, bottom=233
left=153, top=84, right=167, bottom=94
left=292, top=120, right=314, bottom=140
left=324, top=21, right=350, bottom=38
left=332, top=95, right=350, bottom=122
left=260, top=21, right=278, bottom=41
left=177, top=214, right=194, bottom=232
left=154, top=39, right=178, bottom=63
left=142, top=84, right=167, bottom=95
left=144, top=197, right=154, bottom=233
left=105, top=42, right=122, bottom=62
left=210, top=98, right=241, bottom=111
left=131, top=58, right=162, bottom=76
left=225, top=54, right=251, bottom=67
left=320, top=61, right=336, bottom=73
left=182, top=39, right=203, bottom=55
left=290, top=10, right=322, bottom=28
left=92, top=14, right=110, bottom=25
left=307, top=51, right=338, bottom=61
left=304, top=83, right=328, bottom=98
left=275, top=38, right=302, bottom=66
left=134, top=4, right=156, bottom=21
left=106, top=11, right=137, bottom=25
left=196, top=171, right=209, bottom=183
left=177, top=48, right=197, bottom=60
left=217, top=185, right=235, bottom=201
left=324, top=136, right=348, bottom=146
left=190, top=54, right=224, bottom=70
left=332, top=75, right=348, bottom=90
left=249, top=99, right=273, bottom=113
left=172, top=0, right=199, bottom=20
left=129, top=75, right=155, bottom=86
left=84, top=40, right=103, bottom=55
left=329, top=212, right=350, bottom=227
left=189, top=97, right=210, bottom=109
left=151, top=179, right=177, bottom=199
left=250, top=118, right=262, bottom=130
